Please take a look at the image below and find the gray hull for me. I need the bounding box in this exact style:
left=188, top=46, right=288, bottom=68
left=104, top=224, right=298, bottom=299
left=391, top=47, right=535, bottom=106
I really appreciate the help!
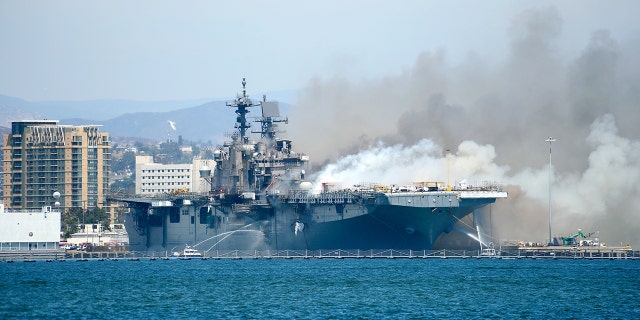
left=280, top=205, right=477, bottom=250
left=123, top=191, right=505, bottom=252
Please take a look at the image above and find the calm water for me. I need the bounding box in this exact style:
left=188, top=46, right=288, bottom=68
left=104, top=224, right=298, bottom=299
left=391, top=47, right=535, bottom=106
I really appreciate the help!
left=1, top=258, right=638, bottom=319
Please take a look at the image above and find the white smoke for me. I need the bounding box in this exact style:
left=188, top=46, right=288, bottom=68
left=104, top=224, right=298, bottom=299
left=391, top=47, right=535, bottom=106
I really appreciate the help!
left=507, top=114, right=640, bottom=245
left=310, top=139, right=508, bottom=193
left=510, top=114, right=639, bottom=216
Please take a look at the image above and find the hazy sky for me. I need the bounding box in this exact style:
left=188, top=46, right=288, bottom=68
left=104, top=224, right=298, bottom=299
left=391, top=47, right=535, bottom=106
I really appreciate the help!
left=1, top=0, right=638, bottom=101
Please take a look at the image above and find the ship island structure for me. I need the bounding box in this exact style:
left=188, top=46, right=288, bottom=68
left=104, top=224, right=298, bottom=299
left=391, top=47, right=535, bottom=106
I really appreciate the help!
left=117, top=79, right=508, bottom=254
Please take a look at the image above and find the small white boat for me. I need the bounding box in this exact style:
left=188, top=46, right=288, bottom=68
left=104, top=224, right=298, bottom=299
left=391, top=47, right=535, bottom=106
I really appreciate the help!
left=181, top=246, right=203, bottom=257
left=481, top=247, right=497, bottom=257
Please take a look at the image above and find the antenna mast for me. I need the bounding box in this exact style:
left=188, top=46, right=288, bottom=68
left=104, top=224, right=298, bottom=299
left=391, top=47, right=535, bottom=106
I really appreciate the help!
left=226, top=78, right=260, bottom=142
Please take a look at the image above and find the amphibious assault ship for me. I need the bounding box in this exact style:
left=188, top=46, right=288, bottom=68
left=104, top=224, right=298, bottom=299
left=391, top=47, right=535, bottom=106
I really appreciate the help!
left=119, top=79, right=507, bottom=253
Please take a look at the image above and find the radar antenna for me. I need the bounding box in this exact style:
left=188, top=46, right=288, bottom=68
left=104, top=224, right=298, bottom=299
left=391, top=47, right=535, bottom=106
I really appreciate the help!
left=252, top=94, right=287, bottom=141
left=226, top=78, right=260, bottom=142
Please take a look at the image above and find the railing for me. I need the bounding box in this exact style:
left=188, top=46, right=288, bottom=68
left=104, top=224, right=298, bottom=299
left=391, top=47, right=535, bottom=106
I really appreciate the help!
left=1, top=207, right=60, bottom=213
left=4, top=248, right=636, bottom=261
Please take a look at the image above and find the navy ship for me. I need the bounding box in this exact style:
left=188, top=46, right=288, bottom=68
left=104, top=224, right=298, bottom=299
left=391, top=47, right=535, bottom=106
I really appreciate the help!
left=119, top=79, right=507, bottom=253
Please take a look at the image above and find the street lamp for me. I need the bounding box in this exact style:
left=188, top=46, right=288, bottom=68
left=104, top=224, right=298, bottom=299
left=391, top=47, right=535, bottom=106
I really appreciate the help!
left=545, top=136, right=556, bottom=245
left=445, top=149, right=451, bottom=191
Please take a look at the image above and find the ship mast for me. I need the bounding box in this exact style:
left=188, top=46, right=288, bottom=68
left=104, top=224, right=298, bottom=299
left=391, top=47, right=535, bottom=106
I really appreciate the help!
left=226, top=78, right=260, bottom=142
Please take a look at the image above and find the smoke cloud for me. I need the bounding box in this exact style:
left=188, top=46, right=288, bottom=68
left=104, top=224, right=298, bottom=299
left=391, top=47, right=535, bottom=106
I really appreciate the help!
left=287, top=7, right=640, bottom=247
left=310, top=139, right=508, bottom=194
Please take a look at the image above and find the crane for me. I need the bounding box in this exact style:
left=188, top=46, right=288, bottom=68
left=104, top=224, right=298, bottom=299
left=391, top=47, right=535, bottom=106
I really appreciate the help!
left=561, top=229, right=593, bottom=246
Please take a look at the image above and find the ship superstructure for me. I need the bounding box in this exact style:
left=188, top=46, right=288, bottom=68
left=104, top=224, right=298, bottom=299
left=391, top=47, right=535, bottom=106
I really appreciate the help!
left=119, top=79, right=507, bottom=253
left=211, top=78, right=308, bottom=198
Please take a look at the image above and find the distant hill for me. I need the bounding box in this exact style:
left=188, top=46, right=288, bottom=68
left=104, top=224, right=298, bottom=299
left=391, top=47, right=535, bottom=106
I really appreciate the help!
left=63, top=101, right=234, bottom=143
left=0, top=95, right=45, bottom=124
left=64, top=101, right=292, bottom=143
left=0, top=94, right=213, bottom=121
left=0, top=92, right=296, bottom=143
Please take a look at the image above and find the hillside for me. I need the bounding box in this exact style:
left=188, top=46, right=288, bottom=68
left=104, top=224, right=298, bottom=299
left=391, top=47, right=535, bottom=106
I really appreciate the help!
left=1, top=92, right=295, bottom=143
left=0, top=94, right=213, bottom=121
left=63, top=101, right=235, bottom=143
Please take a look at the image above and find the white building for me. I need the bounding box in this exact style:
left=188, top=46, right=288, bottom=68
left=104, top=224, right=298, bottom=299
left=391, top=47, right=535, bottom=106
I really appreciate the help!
left=135, top=156, right=213, bottom=195
left=66, top=223, right=128, bottom=247
left=0, top=204, right=61, bottom=251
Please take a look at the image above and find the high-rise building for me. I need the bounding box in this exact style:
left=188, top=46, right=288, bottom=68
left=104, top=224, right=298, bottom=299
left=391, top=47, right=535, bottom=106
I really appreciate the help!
left=2, top=120, right=110, bottom=211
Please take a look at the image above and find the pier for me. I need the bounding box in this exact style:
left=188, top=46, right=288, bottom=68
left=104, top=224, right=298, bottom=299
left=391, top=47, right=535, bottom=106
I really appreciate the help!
left=510, top=246, right=636, bottom=259
left=2, top=247, right=638, bottom=262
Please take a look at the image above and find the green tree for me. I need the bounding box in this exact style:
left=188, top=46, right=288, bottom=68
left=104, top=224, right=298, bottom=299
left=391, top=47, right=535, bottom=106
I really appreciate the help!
left=60, top=207, right=111, bottom=238
left=61, top=207, right=82, bottom=239
left=85, top=207, right=111, bottom=232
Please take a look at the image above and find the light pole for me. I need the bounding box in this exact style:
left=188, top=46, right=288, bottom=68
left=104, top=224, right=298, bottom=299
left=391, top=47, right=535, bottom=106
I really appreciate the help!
left=446, top=149, right=451, bottom=191
left=545, top=136, right=556, bottom=245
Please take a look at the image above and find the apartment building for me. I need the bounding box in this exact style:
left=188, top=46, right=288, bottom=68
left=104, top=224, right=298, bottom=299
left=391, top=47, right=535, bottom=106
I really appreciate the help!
left=3, top=120, right=110, bottom=211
